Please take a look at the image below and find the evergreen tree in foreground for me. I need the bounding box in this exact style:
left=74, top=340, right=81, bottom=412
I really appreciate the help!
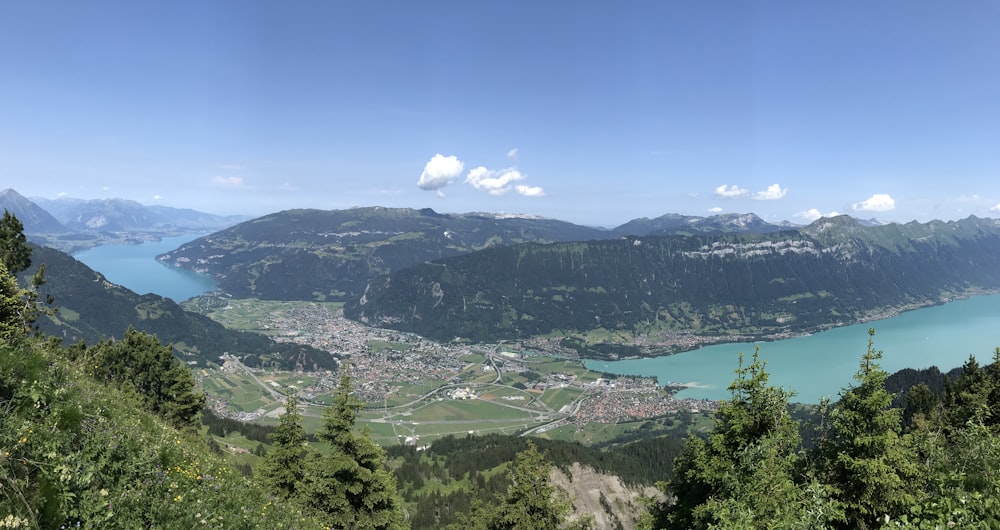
left=453, top=441, right=591, bottom=530
left=0, top=210, right=30, bottom=275
left=816, top=328, right=921, bottom=530
left=259, top=393, right=308, bottom=499
left=0, top=211, right=51, bottom=342
left=646, top=348, right=840, bottom=529
left=86, top=326, right=206, bottom=428
left=299, top=370, right=408, bottom=529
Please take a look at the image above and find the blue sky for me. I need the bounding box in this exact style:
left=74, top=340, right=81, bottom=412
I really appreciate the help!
left=2, top=1, right=998, bottom=227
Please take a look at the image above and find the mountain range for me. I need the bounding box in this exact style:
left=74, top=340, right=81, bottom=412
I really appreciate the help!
left=345, top=215, right=1000, bottom=355
left=10, top=187, right=999, bottom=360
left=0, top=188, right=246, bottom=252
left=156, top=207, right=797, bottom=302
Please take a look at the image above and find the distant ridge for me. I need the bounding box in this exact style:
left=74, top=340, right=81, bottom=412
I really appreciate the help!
left=613, top=212, right=789, bottom=236
left=157, top=206, right=901, bottom=304
left=0, top=189, right=249, bottom=251
left=158, top=207, right=615, bottom=301
left=345, top=215, right=1000, bottom=354
left=33, top=195, right=247, bottom=232
left=0, top=188, right=70, bottom=234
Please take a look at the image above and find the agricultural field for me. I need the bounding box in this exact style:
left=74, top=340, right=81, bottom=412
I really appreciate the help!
left=198, top=370, right=275, bottom=413
left=406, top=398, right=541, bottom=423
left=539, top=386, right=584, bottom=412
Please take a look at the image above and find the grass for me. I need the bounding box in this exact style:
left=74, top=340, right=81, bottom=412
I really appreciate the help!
left=538, top=387, right=583, bottom=411
left=408, top=399, right=535, bottom=422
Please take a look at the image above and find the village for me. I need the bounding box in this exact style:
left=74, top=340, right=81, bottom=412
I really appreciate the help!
left=204, top=301, right=720, bottom=428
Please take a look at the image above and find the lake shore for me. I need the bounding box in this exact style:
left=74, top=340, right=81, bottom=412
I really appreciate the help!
left=529, top=286, right=1000, bottom=362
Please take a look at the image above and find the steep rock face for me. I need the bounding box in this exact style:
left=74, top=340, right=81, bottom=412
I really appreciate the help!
left=345, top=216, right=1000, bottom=348
left=550, top=463, right=663, bottom=530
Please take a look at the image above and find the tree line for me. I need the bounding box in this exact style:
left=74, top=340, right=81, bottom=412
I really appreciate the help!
left=641, top=329, right=1000, bottom=529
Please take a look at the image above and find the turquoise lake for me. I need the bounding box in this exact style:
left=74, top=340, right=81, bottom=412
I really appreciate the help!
left=587, top=294, right=1000, bottom=404
left=73, top=234, right=216, bottom=303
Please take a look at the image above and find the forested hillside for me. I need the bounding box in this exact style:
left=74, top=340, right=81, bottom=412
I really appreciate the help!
left=156, top=207, right=615, bottom=301
left=347, top=216, right=1000, bottom=350
left=18, top=245, right=336, bottom=371
left=156, top=208, right=805, bottom=303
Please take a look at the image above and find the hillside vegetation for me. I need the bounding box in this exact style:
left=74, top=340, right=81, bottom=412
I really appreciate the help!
left=156, top=208, right=795, bottom=303
left=18, top=245, right=336, bottom=371
left=347, top=216, right=1000, bottom=351
left=157, top=207, right=614, bottom=301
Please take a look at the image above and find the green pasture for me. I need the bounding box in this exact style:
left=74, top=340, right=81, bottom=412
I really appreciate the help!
left=476, top=384, right=534, bottom=401
left=183, top=297, right=342, bottom=333
left=528, top=358, right=602, bottom=381
left=539, top=387, right=583, bottom=411
left=199, top=372, right=275, bottom=413
left=407, top=399, right=537, bottom=423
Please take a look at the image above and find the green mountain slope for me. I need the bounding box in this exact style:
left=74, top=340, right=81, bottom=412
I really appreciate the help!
left=156, top=208, right=804, bottom=303
left=157, top=207, right=614, bottom=301
left=344, top=216, right=1000, bottom=352
left=19, top=245, right=336, bottom=370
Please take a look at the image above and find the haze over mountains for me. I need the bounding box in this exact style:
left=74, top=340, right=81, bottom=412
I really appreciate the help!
left=0, top=188, right=247, bottom=251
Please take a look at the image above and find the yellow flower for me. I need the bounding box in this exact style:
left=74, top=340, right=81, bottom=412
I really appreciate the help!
left=174, top=495, right=183, bottom=502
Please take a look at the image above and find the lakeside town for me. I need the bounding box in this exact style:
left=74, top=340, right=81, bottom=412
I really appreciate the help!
left=197, top=300, right=720, bottom=428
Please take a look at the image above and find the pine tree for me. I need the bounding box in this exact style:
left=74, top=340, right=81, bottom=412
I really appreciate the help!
left=259, top=393, right=309, bottom=499
left=815, top=328, right=921, bottom=530
left=299, top=370, right=407, bottom=529
left=943, top=355, right=994, bottom=431
left=88, top=327, right=205, bottom=427
left=647, top=348, right=840, bottom=530
left=0, top=210, right=31, bottom=275
left=455, top=441, right=590, bottom=530
left=0, top=212, right=49, bottom=341
left=0, top=263, right=24, bottom=343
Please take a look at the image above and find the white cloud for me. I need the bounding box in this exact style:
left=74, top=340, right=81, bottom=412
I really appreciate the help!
left=212, top=176, right=244, bottom=188
left=507, top=148, right=518, bottom=160
left=515, top=184, right=545, bottom=197
left=852, top=193, right=896, bottom=212
left=152, top=194, right=163, bottom=201
left=794, top=208, right=841, bottom=222
left=714, top=184, right=749, bottom=198
left=465, top=167, right=526, bottom=195
left=991, top=203, right=1000, bottom=213
left=752, top=183, right=788, bottom=201
left=102, top=186, right=111, bottom=191
left=417, top=154, right=464, bottom=191
left=56, top=192, right=68, bottom=198
left=708, top=207, right=723, bottom=213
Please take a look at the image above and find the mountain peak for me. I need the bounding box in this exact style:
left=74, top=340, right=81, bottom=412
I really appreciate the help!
left=0, top=188, right=69, bottom=234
